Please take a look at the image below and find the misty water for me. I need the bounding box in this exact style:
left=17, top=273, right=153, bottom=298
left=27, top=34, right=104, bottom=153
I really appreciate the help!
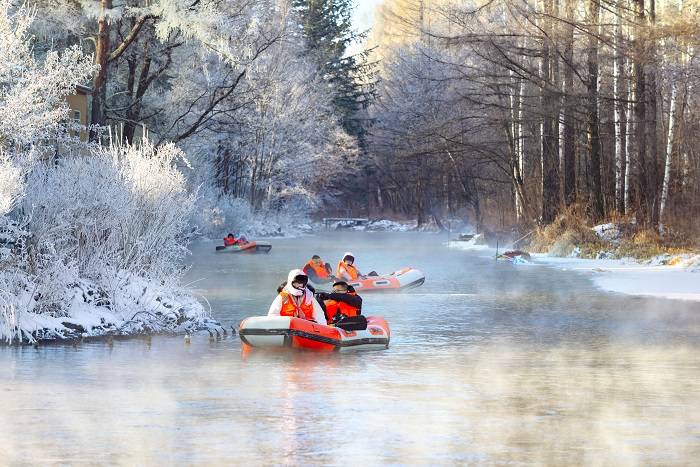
left=1, top=232, right=699, bottom=465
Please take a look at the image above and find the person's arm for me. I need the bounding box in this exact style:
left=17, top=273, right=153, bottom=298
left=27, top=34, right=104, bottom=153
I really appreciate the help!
left=339, top=267, right=352, bottom=281
left=267, top=295, right=283, bottom=316
left=327, top=293, right=362, bottom=309
left=309, top=296, right=327, bottom=325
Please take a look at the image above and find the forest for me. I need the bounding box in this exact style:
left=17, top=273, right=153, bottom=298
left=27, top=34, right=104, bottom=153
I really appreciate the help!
left=368, top=0, right=699, bottom=246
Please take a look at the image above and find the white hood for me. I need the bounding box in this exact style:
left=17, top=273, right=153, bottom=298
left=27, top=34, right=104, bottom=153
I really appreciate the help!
left=284, top=269, right=307, bottom=297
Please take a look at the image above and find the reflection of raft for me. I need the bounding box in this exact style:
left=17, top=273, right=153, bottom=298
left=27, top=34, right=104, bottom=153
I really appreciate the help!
left=343, top=268, right=425, bottom=293
left=238, top=315, right=390, bottom=352
left=215, top=241, right=272, bottom=253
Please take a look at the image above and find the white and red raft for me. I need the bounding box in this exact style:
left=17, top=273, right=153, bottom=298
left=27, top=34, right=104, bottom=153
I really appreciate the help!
left=311, top=267, right=425, bottom=293
left=238, top=315, right=390, bottom=352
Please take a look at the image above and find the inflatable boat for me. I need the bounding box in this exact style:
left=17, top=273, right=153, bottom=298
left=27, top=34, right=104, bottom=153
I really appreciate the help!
left=215, top=241, right=272, bottom=253
left=238, top=315, right=390, bottom=352
left=343, top=267, right=425, bottom=293
left=494, top=249, right=531, bottom=261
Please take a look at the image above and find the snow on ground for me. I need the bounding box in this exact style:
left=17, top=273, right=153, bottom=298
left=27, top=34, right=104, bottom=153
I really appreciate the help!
left=449, top=220, right=700, bottom=303
left=531, top=253, right=700, bottom=302
left=450, top=236, right=700, bottom=302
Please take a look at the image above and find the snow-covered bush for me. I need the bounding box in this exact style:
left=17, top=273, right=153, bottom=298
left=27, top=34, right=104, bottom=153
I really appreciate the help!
left=191, top=186, right=315, bottom=239
left=0, top=142, right=206, bottom=343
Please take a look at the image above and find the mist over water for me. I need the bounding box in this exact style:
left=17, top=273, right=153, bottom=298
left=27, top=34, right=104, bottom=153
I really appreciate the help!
left=1, top=232, right=699, bottom=465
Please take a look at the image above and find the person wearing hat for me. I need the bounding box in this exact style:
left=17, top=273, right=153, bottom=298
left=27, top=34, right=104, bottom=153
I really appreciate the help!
left=337, top=252, right=365, bottom=281
left=303, top=255, right=339, bottom=284
left=268, top=269, right=327, bottom=324
left=316, top=281, right=363, bottom=325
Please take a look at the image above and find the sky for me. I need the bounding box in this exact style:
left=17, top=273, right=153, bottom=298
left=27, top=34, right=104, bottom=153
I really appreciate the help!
left=353, top=0, right=380, bottom=29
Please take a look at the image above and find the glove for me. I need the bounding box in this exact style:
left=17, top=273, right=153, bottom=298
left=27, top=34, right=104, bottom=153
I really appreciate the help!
left=316, top=292, right=330, bottom=301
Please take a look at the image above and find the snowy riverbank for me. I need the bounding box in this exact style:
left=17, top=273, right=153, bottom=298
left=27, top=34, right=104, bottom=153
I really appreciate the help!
left=450, top=237, right=700, bottom=303
left=531, top=253, right=700, bottom=302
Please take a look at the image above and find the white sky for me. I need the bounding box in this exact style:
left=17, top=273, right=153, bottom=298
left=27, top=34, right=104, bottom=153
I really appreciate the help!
left=353, top=0, right=380, bottom=29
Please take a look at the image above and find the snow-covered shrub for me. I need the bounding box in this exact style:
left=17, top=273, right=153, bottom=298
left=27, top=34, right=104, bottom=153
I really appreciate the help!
left=0, top=154, right=22, bottom=216
left=191, top=185, right=315, bottom=239
left=0, top=142, right=207, bottom=343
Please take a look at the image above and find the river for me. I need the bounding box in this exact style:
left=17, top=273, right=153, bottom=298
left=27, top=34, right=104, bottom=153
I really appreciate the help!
left=1, top=232, right=698, bottom=465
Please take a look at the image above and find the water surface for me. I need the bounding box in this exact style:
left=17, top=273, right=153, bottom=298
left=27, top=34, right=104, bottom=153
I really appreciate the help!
left=1, top=232, right=698, bottom=465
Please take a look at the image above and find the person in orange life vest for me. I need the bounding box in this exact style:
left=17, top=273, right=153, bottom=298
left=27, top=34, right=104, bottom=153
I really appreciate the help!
left=337, top=252, right=366, bottom=281
left=223, top=233, right=236, bottom=246
left=303, top=255, right=338, bottom=284
left=268, top=269, right=327, bottom=325
left=316, top=281, right=362, bottom=324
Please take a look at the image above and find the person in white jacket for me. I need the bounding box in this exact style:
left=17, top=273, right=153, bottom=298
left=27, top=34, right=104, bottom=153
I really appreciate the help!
left=268, top=269, right=327, bottom=325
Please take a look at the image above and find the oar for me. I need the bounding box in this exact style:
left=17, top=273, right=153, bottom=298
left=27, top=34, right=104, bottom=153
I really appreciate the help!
left=332, top=315, right=367, bottom=331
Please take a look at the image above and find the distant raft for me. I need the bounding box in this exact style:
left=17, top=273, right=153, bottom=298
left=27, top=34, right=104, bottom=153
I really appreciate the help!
left=215, top=241, right=272, bottom=253
left=494, top=250, right=531, bottom=262
left=346, top=267, right=425, bottom=293
left=238, top=315, right=390, bottom=352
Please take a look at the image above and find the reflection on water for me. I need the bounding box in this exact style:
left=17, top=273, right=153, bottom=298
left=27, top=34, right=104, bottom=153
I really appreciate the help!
left=1, top=232, right=699, bottom=465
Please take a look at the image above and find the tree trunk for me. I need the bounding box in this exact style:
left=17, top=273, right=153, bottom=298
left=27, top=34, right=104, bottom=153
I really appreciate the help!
left=90, top=0, right=112, bottom=141
left=659, top=74, right=678, bottom=235
left=634, top=0, right=647, bottom=222
left=540, top=0, right=559, bottom=224
left=587, top=0, right=604, bottom=221
left=613, top=3, right=626, bottom=214
left=562, top=0, right=576, bottom=206
left=646, top=0, right=659, bottom=226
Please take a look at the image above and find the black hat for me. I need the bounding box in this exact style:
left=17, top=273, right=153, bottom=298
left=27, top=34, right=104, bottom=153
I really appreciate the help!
left=292, top=274, right=308, bottom=285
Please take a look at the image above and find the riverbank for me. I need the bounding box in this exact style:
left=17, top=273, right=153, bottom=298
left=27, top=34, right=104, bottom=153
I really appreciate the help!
left=532, top=253, right=700, bottom=302
left=449, top=237, right=700, bottom=302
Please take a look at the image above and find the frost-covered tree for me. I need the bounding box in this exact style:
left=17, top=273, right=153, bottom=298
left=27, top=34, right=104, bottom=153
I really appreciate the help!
left=293, top=0, right=378, bottom=149
left=24, top=0, right=361, bottom=222
left=0, top=0, right=95, bottom=258
left=0, top=0, right=95, bottom=175
left=0, top=2, right=207, bottom=343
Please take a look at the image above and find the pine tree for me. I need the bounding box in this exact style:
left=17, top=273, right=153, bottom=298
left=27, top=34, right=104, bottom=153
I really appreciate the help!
left=292, top=0, right=378, bottom=150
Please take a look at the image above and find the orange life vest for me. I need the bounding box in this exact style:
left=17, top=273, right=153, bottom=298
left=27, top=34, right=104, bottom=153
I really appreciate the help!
left=337, top=261, right=359, bottom=280
left=279, top=291, right=313, bottom=319
left=325, top=292, right=361, bottom=321
left=304, top=260, right=329, bottom=279
left=223, top=238, right=236, bottom=246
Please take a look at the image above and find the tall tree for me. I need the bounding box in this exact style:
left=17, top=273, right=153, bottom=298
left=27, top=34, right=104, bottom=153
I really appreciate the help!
left=292, top=0, right=378, bottom=149
left=540, top=0, right=560, bottom=224
left=586, top=0, right=604, bottom=221
left=90, top=0, right=112, bottom=138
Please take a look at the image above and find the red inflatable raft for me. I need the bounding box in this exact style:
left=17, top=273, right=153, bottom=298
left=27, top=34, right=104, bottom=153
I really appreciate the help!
left=238, top=315, right=390, bottom=352
left=311, top=267, right=425, bottom=293
left=215, top=240, right=272, bottom=253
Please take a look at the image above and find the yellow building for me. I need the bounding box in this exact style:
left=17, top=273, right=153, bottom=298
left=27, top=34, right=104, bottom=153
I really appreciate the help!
left=65, top=84, right=93, bottom=143
left=51, top=84, right=93, bottom=158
